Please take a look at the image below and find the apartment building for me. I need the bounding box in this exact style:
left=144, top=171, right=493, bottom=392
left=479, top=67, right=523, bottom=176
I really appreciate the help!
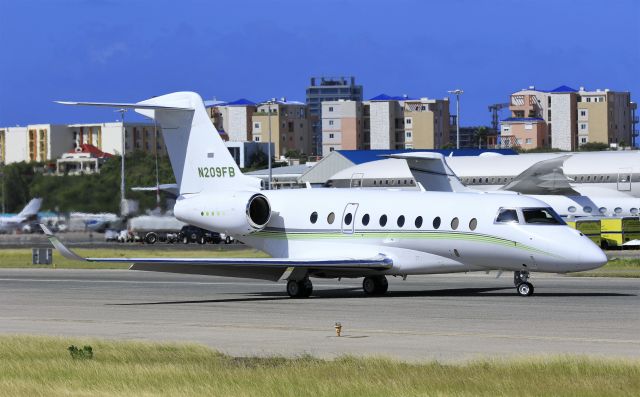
left=321, top=100, right=363, bottom=156
left=0, top=122, right=165, bottom=165
left=208, top=99, right=257, bottom=142
left=403, top=98, right=450, bottom=149
left=319, top=95, right=451, bottom=154
left=0, top=126, right=28, bottom=164
left=306, top=76, right=363, bottom=155
left=251, top=100, right=312, bottom=157
left=502, top=85, right=635, bottom=150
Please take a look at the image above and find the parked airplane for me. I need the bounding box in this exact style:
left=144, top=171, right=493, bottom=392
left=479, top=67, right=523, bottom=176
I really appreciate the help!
left=327, top=157, right=640, bottom=218
left=0, top=198, right=43, bottom=233
left=43, top=92, right=607, bottom=298
left=446, top=151, right=640, bottom=198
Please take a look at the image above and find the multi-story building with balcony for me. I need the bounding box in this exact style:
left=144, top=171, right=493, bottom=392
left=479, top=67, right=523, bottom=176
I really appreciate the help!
left=502, top=85, right=635, bottom=150
left=251, top=99, right=312, bottom=157
left=0, top=122, right=165, bottom=165
left=306, top=76, right=363, bottom=155
left=208, top=99, right=257, bottom=142
left=320, top=94, right=451, bottom=154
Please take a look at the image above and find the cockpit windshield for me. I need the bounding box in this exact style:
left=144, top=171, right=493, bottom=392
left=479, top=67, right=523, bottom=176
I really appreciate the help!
left=495, top=208, right=519, bottom=223
left=522, top=207, right=565, bottom=225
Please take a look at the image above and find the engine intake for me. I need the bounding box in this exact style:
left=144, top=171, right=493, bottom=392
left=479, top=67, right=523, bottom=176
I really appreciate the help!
left=174, top=191, right=272, bottom=236
left=246, top=193, right=271, bottom=229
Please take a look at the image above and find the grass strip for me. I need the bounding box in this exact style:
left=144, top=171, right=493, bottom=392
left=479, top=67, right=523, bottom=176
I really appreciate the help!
left=570, top=258, right=640, bottom=278
left=0, top=335, right=638, bottom=397
left=0, top=248, right=267, bottom=269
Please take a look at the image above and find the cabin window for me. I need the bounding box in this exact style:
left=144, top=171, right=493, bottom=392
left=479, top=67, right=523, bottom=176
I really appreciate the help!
left=362, top=214, right=370, bottom=226
left=451, top=217, right=459, bottom=230
left=397, top=215, right=405, bottom=227
left=495, top=208, right=519, bottom=223
left=433, top=217, right=441, bottom=229
left=379, top=215, right=388, bottom=227
left=614, top=207, right=622, bottom=214
left=469, top=218, right=477, bottom=231
left=568, top=206, right=576, bottom=213
left=327, top=212, right=335, bottom=224
left=630, top=208, right=638, bottom=215
left=599, top=207, right=607, bottom=214
left=522, top=208, right=565, bottom=225
left=310, top=212, right=318, bottom=224
left=415, top=216, right=423, bottom=228
left=583, top=206, right=593, bottom=213
left=344, top=213, right=353, bottom=225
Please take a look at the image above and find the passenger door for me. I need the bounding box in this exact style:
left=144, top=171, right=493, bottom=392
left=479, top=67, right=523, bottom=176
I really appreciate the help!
left=341, top=203, right=359, bottom=234
left=617, top=168, right=632, bottom=191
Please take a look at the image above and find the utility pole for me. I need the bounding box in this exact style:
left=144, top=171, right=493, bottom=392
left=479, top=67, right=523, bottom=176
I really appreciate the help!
left=153, top=118, right=160, bottom=209
left=267, top=98, right=276, bottom=190
left=448, top=89, right=464, bottom=149
left=117, top=109, right=127, bottom=216
left=0, top=161, right=4, bottom=214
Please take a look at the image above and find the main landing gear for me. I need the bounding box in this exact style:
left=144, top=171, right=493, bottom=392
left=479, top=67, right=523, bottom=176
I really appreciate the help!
left=363, top=275, right=388, bottom=295
left=286, top=278, right=313, bottom=298
left=514, top=271, right=534, bottom=297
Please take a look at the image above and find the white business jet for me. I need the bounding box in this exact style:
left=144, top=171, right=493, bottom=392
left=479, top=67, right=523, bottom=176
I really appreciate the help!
left=42, top=92, right=607, bottom=298
left=0, top=198, right=43, bottom=233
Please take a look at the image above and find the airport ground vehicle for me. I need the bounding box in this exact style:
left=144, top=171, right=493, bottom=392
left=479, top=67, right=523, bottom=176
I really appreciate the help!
left=104, top=229, right=119, bottom=242
left=600, top=217, right=640, bottom=249
left=128, top=215, right=186, bottom=244
left=178, top=225, right=221, bottom=244
left=566, top=218, right=602, bottom=246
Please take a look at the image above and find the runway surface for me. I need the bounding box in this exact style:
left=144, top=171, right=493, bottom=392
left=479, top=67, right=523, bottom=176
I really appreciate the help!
left=0, top=269, right=638, bottom=362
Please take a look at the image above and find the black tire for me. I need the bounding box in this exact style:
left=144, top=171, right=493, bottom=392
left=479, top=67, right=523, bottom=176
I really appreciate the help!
left=516, top=282, right=534, bottom=297
left=286, top=280, right=301, bottom=298
left=301, top=279, right=313, bottom=298
left=225, top=236, right=231, bottom=244
left=145, top=233, right=158, bottom=245
left=378, top=276, right=389, bottom=293
left=363, top=276, right=388, bottom=295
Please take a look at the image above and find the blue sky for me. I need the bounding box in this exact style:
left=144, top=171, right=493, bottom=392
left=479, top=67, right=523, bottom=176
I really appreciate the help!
left=1, top=0, right=638, bottom=126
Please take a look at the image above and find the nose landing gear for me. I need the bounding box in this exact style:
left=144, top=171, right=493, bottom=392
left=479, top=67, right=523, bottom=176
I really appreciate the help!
left=363, top=275, right=388, bottom=295
left=514, top=271, right=534, bottom=297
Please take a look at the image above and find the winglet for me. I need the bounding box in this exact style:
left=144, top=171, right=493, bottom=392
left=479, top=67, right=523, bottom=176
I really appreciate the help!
left=40, top=224, right=87, bottom=262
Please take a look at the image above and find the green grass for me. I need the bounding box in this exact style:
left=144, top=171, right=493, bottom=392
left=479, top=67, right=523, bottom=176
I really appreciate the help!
left=0, top=248, right=267, bottom=269
left=0, top=336, right=637, bottom=397
left=1, top=247, right=639, bottom=277
left=569, top=258, right=640, bottom=278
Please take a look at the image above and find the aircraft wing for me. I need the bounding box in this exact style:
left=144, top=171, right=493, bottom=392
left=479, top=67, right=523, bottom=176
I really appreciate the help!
left=500, top=155, right=580, bottom=195
left=41, top=225, right=392, bottom=281
left=385, top=152, right=473, bottom=192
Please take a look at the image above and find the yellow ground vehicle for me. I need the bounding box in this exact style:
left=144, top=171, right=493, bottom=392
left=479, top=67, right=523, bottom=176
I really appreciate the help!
left=600, top=217, right=640, bottom=249
left=566, top=218, right=601, bottom=247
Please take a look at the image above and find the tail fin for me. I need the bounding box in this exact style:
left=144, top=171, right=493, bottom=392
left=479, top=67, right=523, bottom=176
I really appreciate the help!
left=18, top=198, right=43, bottom=219
left=57, top=92, right=260, bottom=195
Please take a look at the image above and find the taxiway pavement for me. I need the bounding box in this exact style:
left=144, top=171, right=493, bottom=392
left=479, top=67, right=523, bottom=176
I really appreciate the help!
left=0, top=269, right=638, bottom=362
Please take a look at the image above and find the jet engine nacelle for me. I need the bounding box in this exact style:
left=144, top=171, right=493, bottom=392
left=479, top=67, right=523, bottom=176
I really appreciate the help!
left=174, top=191, right=271, bottom=235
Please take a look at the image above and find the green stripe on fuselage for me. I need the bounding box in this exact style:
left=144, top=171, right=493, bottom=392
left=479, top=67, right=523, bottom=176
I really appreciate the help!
left=253, top=228, right=557, bottom=258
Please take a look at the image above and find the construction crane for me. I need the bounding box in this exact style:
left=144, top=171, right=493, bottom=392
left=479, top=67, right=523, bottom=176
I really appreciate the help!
left=488, top=103, right=509, bottom=134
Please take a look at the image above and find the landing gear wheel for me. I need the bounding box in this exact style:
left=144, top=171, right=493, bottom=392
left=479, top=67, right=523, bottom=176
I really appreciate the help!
left=286, top=279, right=313, bottom=298
left=516, top=282, right=534, bottom=297
left=363, top=275, right=388, bottom=295
left=513, top=271, right=529, bottom=287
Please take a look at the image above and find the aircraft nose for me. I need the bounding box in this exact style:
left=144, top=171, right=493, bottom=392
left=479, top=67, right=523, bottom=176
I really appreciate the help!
left=577, top=241, right=608, bottom=271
